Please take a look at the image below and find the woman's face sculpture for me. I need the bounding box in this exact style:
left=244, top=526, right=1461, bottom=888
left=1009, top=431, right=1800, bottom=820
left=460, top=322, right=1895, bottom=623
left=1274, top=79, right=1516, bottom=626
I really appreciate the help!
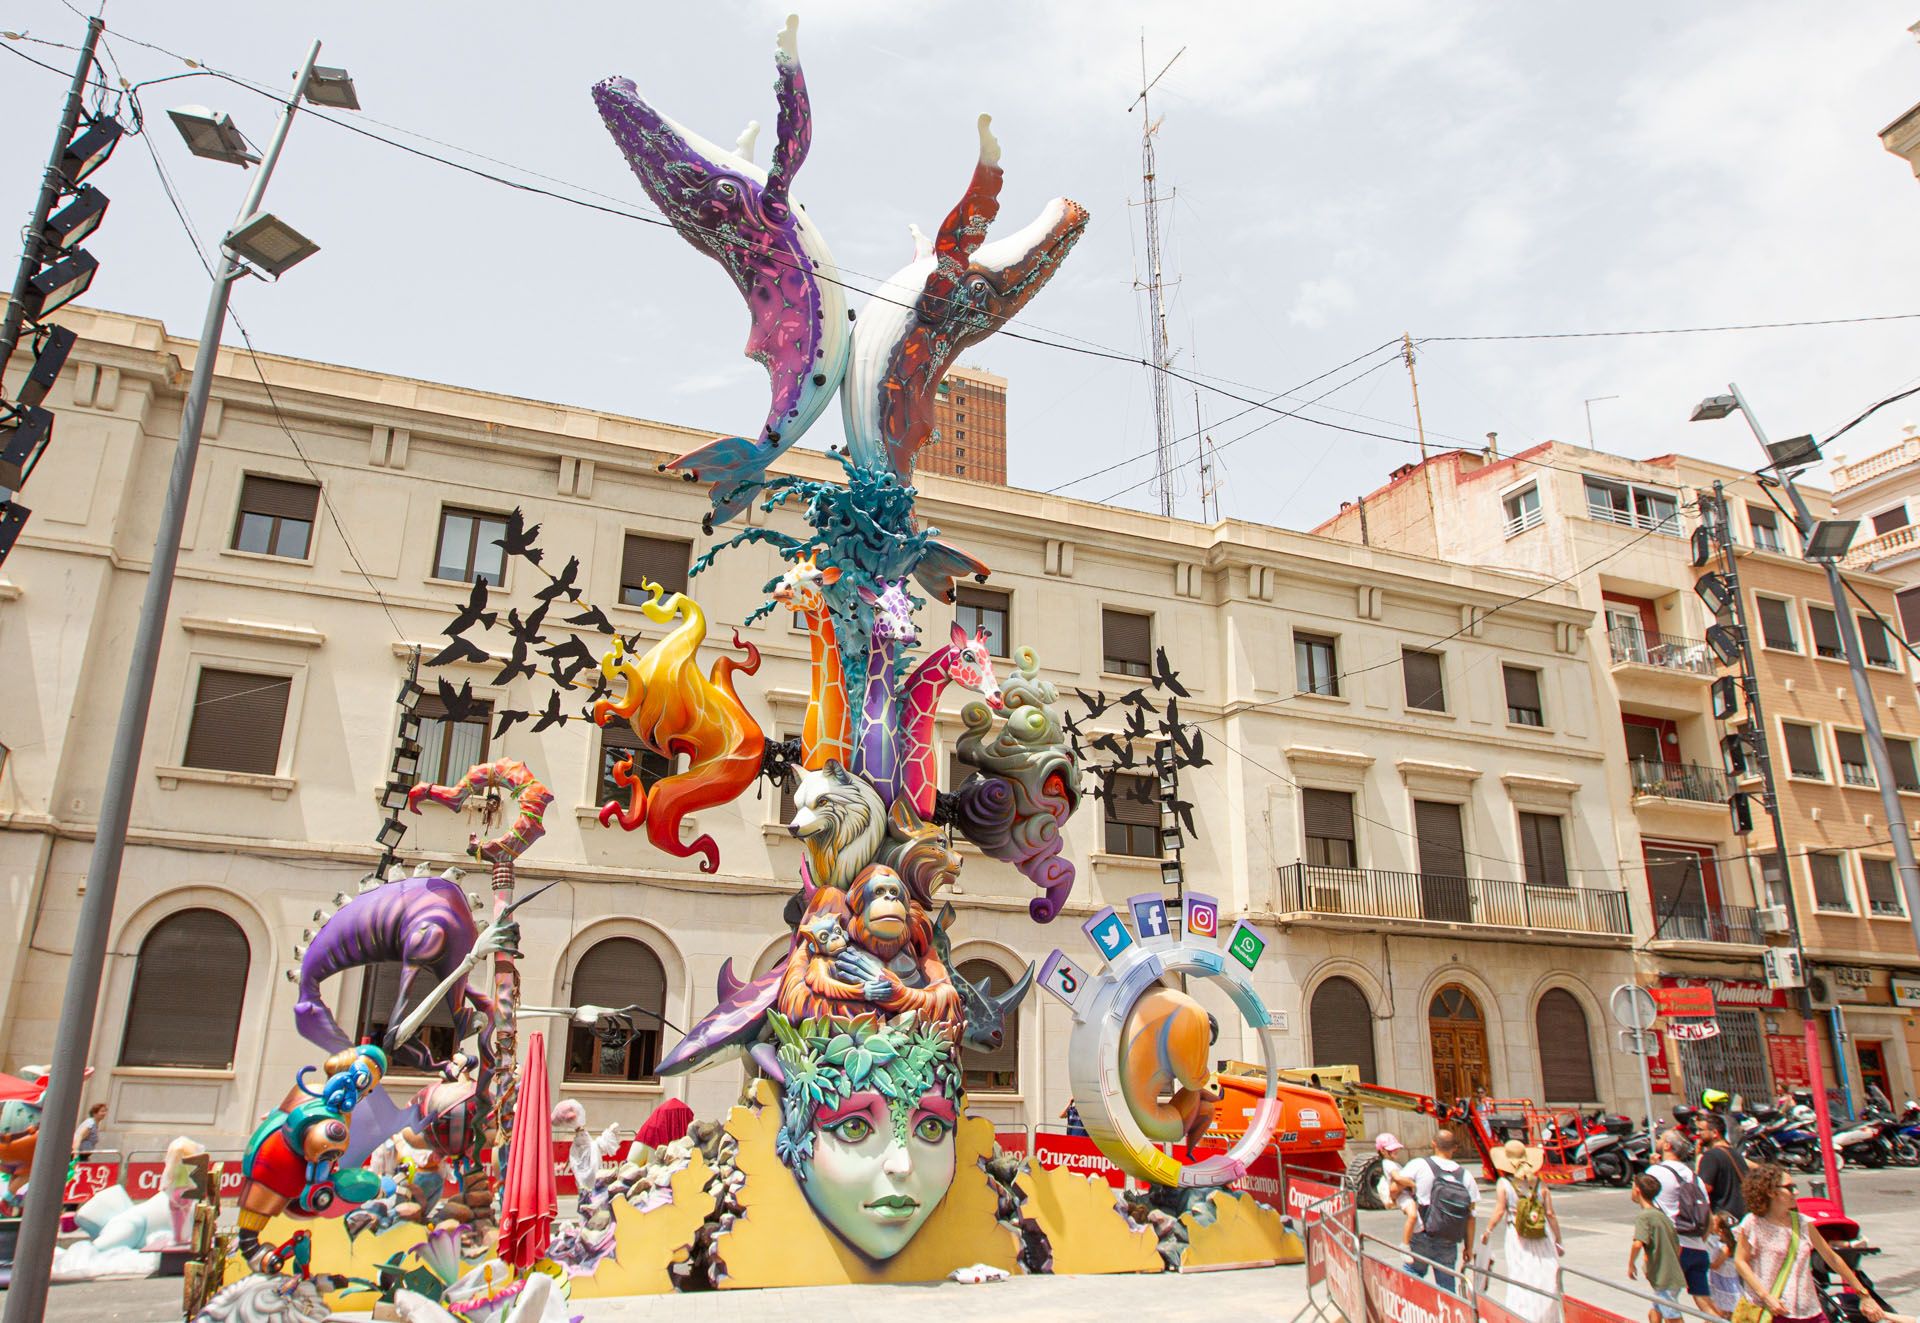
left=801, top=1089, right=956, bottom=1259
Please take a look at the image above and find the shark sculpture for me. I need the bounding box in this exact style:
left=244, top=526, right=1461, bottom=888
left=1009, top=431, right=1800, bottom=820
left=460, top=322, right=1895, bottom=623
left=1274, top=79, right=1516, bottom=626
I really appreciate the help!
left=593, top=15, right=850, bottom=525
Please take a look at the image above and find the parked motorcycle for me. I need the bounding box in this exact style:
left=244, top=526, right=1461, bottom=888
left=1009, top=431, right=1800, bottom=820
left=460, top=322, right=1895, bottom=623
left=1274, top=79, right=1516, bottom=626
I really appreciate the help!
left=1581, top=1114, right=1636, bottom=1187
left=1891, top=1100, right=1920, bottom=1167
left=1831, top=1109, right=1895, bottom=1170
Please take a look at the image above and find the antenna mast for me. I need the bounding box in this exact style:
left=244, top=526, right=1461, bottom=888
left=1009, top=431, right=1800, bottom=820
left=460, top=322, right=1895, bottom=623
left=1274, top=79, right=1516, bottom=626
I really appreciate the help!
left=1131, top=37, right=1184, bottom=519
left=1194, top=389, right=1221, bottom=522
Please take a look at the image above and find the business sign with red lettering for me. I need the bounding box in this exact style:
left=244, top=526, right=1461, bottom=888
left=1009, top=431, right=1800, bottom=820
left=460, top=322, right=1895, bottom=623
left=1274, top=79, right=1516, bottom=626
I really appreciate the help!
left=1032, top=1133, right=1126, bottom=1188
left=63, top=1160, right=118, bottom=1204
left=1646, top=1031, right=1673, bottom=1093
left=1315, top=1210, right=1363, bottom=1319
left=1302, top=1188, right=1353, bottom=1287
left=1767, top=1035, right=1810, bottom=1093
left=1666, top=1020, right=1721, bottom=1041
left=1286, top=1174, right=1340, bottom=1224
left=1650, top=986, right=1716, bottom=1019
left=123, top=1158, right=245, bottom=1200
left=1365, top=1254, right=1471, bottom=1323
left=1658, top=975, right=1785, bottom=1010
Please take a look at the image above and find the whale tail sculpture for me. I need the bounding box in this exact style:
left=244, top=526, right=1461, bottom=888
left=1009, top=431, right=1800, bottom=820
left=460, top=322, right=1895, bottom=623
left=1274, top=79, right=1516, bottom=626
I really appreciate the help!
left=593, top=15, right=850, bottom=526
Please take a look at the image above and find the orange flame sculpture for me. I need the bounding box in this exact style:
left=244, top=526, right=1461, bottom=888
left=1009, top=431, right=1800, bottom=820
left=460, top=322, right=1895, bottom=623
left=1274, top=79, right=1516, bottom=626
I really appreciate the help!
left=593, top=580, right=765, bottom=873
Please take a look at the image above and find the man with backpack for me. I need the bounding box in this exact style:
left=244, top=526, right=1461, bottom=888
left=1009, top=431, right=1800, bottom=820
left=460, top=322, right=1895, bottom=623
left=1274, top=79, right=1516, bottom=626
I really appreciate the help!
left=1399, top=1128, right=1480, bottom=1295
left=1648, top=1129, right=1721, bottom=1318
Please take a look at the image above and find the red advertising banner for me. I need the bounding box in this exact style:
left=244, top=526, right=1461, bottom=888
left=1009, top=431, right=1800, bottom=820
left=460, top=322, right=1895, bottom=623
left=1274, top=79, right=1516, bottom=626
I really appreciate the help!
left=1317, top=1212, right=1363, bottom=1320
left=1646, top=1031, right=1673, bottom=1094
left=123, top=1159, right=245, bottom=1200
left=1179, top=1141, right=1284, bottom=1210
left=1364, top=1255, right=1472, bottom=1323
left=1565, top=1297, right=1638, bottom=1323
left=62, top=1160, right=118, bottom=1204
left=1767, top=1035, right=1811, bottom=1093
left=1650, top=986, right=1716, bottom=1018
left=1479, top=1294, right=1530, bottom=1323
left=1031, top=1133, right=1126, bottom=1188
left=1658, top=975, right=1785, bottom=1011
left=1286, top=1174, right=1340, bottom=1224
left=1303, top=1188, right=1354, bottom=1287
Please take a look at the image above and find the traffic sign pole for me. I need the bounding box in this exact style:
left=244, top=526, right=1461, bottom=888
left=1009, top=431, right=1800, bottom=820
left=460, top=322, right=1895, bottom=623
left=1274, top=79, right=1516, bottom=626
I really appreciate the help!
left=1613, top=984, right=1659, bottom=1149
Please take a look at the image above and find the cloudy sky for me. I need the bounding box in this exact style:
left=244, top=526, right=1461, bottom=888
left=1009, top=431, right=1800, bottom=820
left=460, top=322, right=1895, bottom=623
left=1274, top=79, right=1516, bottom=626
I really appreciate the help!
left=5, top=1, right=1920, bottom=525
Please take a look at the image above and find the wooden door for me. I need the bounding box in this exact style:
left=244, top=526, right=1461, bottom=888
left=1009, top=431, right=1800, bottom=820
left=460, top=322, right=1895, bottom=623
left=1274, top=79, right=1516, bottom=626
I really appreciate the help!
left=1857, top=1041, right=1892, bottom=1109
left=1429, top=984, right=1491, bottom=1104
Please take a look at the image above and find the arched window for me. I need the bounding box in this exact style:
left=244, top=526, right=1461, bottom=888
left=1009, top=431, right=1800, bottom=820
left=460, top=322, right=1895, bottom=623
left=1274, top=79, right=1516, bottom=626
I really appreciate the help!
left=564, top=937, right=666, bottom=1082
left=1309, top=976, right=1377, bottom=1083
left=119, top=909, right=249, bottom=1069
left=1535, top=988, right=1598, bottom=1102
left=957, top=959, right=1020, bottom=1094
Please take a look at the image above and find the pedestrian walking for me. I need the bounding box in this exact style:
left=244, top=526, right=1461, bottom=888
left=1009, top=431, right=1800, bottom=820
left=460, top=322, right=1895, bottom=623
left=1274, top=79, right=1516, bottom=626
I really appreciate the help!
left=1399, top=1127, right=1479, bottom=1296
left=71, top=1102, right=105, bottom=1158
left=1375, top=1133, right=1419, bottom=1259
left=1649, top=1129, right=1722, bottom=1318
left=1630, top=1173, right=1687, bottom=1323
left=1695, top=1113, right=1747, bottom=1221
left=1733, top=1162, right=1883, bottom=1323
left=1481, top=1139, right=1563, bottom=1323
left=1708, top=1214, right=1742, bottom=1317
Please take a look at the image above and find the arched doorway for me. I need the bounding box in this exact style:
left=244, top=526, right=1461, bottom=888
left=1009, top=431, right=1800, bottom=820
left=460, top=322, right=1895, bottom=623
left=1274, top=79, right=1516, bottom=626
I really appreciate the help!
left=1535, top=988, right=1598, bottom=1103
left=1309, top=976, right=1377, bottom=1083
left=1428, top=983, right=1490, bottom=1104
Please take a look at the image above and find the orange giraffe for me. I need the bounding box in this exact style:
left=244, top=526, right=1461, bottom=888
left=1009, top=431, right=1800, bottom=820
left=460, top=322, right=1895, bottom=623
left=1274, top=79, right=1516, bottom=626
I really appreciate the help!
left=773, top=552, right=851, bottom=771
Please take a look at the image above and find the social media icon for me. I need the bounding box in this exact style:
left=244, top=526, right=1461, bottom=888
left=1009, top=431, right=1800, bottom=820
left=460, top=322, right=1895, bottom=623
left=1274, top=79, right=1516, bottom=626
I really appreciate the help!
left=1129, top=894, right=1169, bottom=941
left=1039, top=949, right=1090, bottom=1008
left=1226, top=920, right=1266, bottom=971
left=1082, top=907, right=1135, bottom=961
left=1185, top=892, right=1220, bottom=940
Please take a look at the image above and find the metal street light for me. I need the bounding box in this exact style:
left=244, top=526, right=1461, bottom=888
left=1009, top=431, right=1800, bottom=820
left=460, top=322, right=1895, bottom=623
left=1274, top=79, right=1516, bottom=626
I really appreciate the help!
left=1802, top=519, right=1859, bottom=562
left=1691, top=394, right=1738, bottom=422
left=40, top=186, right=107, bottom=251
left=1764, top=434, right=1822, bottom=471
left=17, top=325, right=75, bottom=409
left=303, top=65, right=360, bottom=110
left=55, top=115, right=121, bottom=184
left=20, top=249, right=96, bottom=320
left=166, top=105, right=260, bottom=167
left=224, top=211, right=320, bottom=277
left=2, top=41, right=360, bottom=1323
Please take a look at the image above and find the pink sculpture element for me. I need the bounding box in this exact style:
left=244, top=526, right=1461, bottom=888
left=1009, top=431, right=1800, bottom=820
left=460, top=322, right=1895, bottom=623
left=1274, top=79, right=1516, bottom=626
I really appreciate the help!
left=892, top=621, right=1003, bottom=816
left=407, top=759, right=554, bottom=865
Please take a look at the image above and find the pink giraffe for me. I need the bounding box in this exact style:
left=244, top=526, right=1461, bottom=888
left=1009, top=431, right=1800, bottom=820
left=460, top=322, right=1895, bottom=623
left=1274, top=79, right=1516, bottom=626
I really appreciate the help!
left=892, top=620, right=1004, bottom=817
left=773, top=552, right=851, bottom=771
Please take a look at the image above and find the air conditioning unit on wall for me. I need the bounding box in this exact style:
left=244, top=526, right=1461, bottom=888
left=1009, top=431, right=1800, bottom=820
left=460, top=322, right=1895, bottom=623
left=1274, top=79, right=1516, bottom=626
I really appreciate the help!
left=1757, top=906, right=1791, bottom=934
left=1806, top=973, right=1837, bottom=1012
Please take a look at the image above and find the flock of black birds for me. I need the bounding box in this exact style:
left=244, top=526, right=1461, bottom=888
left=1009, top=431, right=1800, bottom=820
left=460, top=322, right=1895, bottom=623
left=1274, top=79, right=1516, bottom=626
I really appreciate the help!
left=1064, top=644, right=1208, bottom=839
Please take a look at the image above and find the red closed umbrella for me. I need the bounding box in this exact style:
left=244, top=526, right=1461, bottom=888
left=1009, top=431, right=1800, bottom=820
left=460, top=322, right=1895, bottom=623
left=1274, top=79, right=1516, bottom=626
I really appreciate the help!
left=497, top=1031, right=556, bottom=1271
left=635, top=1097, right=693, bottom=1149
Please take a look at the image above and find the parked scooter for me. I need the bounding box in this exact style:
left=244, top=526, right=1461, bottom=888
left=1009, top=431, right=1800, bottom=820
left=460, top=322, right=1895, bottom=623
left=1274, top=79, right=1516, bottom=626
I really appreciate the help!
left=1890, top=1099, right=1920, bottom=1166
left=1831, top=1108, right=1895, bottom=1170
left=1581, top=1114, right=1637, bottom=1187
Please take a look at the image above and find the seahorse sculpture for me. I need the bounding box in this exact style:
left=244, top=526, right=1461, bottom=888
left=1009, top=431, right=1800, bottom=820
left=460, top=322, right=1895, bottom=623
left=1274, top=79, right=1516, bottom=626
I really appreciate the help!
left=849, top=578, right=918, bottom=793
left=890, top=620, right=1003, bottom=817
left=772, top=551, right=850, bottom=771
left=593, top=15, right=850, bottom=526
left=953, top=646, right=1080, bottom=921
left=594, top=581, right=765, bottom=873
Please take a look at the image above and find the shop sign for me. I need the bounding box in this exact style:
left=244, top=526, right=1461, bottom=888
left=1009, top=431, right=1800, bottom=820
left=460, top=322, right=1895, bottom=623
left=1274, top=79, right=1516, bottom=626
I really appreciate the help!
left=1659, top=975, right=1785, bottom=1010
left=1893, top=977, right=1920, bottom=1009
left=1767, top=1035, right=1810, bottom=1093
left=1827, top=965, right=1877, bottom=1005
left=1667, top=1020, right=1722, bottom=1041
left=1646, top=1031, right=1673, bottom=1093
left=1651, top=986, right=1716, bottom=1018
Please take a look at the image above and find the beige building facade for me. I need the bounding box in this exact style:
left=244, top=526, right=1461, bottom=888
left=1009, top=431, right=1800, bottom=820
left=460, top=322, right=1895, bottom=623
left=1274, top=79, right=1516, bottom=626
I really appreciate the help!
left=1832, top=425, right=1920, bottom=648
left=1316, top=441, right=1920, bottom=1110
left=0, top=309, right=1643, bottom=1155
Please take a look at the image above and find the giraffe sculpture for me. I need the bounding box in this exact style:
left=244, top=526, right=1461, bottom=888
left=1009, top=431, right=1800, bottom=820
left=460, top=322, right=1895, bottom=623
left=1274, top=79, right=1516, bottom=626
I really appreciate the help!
left=889, top=621, right=1003, bottom=817
left=851, top=579, right=919, bottom=792
left=773, top=553, right=851, bottom=771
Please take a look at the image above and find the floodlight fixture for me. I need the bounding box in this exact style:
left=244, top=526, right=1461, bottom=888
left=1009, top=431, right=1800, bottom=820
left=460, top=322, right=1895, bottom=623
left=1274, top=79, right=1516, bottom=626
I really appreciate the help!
left=1706, top=623, right=1746, bottom=667
left=1764, top=434, right=1822, bottom=471
left=1690, top=525, right=1718, bottom=569
left=1694, top=571, right=1736, bottom=616
left=1160, top=858, right=1183, bottom=891
left=375, top=817, right=408, bottom=850
left=397, top=713, right=422, bottom=743
left=1721, top=731, right=1751, bottom=777
left=392, top=744, right=421, bottom=779
left=57, top=116, right=122, bottom=185
left=1802, top=519, right=1858, bottom=562
left=380, top=783, right=411, bottom=813
left=0, top=500, right=28, bottom=562
left=1691, top=394, right=1739, bottom=423
left=167, top=105, right=260, bottom=166
left=1159, top=825, right=1183, bottom=854
left=397, top=678, right=426, bottom=709
left=223, top=211, right=319, bottom=278
left=22, top=250, right=97, bottom=321
left=17, top=325, right=75, bottom=409
left=1711, top=675, right=1742, bottom=721
left=302, top=65, right=360, bottom=110
left=1729, top=791, right=1755, bottom=836
left=0, top=407, right=54, bottom=489
left=41, top=186, right=107, bottom=252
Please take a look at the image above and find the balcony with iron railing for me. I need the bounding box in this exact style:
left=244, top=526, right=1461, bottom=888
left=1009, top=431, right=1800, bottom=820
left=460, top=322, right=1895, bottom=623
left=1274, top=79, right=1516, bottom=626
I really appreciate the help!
left=1607, top=627, right=1713, bottom=677
left=1651, top=900, right=1766, bottom=946
left=1630, top=759, right=1731, bottom=804
left=1275, top=863, right=1632, bottom=938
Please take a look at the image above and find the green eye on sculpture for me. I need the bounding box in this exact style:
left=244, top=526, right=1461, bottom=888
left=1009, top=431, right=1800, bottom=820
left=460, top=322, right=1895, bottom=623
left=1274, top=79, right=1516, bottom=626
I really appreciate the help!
left=828, top=1115, right=874, bottom=1143
left=913, top=1115, right=951, bottom=1145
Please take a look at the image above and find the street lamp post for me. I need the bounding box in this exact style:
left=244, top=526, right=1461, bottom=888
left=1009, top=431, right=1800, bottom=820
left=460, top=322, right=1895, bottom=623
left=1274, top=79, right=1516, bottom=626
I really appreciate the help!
left=2, top=41, right=345, bottom=1321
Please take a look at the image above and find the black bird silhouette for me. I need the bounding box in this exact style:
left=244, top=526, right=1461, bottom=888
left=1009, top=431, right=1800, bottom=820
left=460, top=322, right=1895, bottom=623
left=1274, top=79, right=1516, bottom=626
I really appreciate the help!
left=494, top=506, right=544, bottom=565
left=492, top=637, right=537, bottom=686
left=427, top=635, right=490, bottom=668
left=566, top=602, right=615, bottom=635
left=540, top=635, right=600, bottom=687
left=534, top=555, right=583, bottom=604
left=436, top=678, right=479, bottom=726
left=1073, top=688, right=1111, bottom=719
left=531, top=690, right=568, bottom=733
left=445, top=579, right=495, bottom=637
left=1167, top=796, right=1198, bottom=839
left=1168, top=720, right=1209, bottom=769
left=1116, top=686, right=1154, bottom=713
left=1151, top=646, right=1190, bottom=697
left=1123, top=705, right=1150, bottom=740
left=493, top=708, right=531, bottom=739
left=1091, top=732, right=1131, bottom=765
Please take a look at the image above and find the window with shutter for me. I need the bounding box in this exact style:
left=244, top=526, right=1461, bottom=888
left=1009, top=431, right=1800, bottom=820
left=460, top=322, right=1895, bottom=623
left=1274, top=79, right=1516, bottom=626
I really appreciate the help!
left=1303, top=789, right=1357, bottom=868
left=357, top=959, right=458, bottom=1064
left=1402, top=650, right=1446, bottom=711
left=1756, top=597, right=1798, bottom=651
left=414, top=694, right=492, bottom=785
left=1809, top=853, right=1851, bottom=911
left=1835, top=730, right=1874, bottom=787
left=1414, top=801, right=1468, bottom=879
left=1899, top=588, right=1920, bottom=644
left=182, top=668, right=292, bottom=775
left=1102, top=609, right=1152, bottom=677
left=1309, top=977, right=1376, bottom=1083
left=1748, top=504, right=1785, bottom=553
left=1518, top=812, right=1568, bottom=887
left=621, top=533, right=690, bottom=602
left=1886, top=738, right=1920, bottom=792
left=1503, top=665, right=1544, bottom=726
left=1874, top=504, right=1910, bottom=536
left=958, top=959, right=1021, bottom=1091
left=1858, top=614, right=1896, bottom=668
left=565, top=937, right=666, bottom=1080
left=1862, top=857, right=1903, bottom=916
left=955, top=586, right=1010, bottom=658
left=434, top=507, right=508, bottom=584
left=232, top=474, right=318, bottom=559
left=1783, top=722, right=1824, bottom=779
left=119, top=909, right=249, bottom=1069
left=1295, top=633, right=1339, bottom=697
left=1808, top=606, right=1843, bottom=659
left=1104, top=772, right=1159, bottom=856
left=596, top=724, right=672, bottom=805
left=1535, top=989, right=1597, bottom=1102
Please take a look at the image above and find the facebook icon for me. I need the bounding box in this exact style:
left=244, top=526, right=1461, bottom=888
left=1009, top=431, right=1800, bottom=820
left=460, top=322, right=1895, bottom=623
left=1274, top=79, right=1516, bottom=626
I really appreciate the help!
left=1081, top=906, right=1135, bottom=961
left=1129, top=893, right=1170, bottom=943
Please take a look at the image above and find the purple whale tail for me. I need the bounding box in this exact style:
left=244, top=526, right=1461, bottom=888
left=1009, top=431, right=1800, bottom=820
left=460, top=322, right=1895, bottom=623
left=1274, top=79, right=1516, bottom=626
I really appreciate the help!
left=295, top=974, right=352, bottom=1054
